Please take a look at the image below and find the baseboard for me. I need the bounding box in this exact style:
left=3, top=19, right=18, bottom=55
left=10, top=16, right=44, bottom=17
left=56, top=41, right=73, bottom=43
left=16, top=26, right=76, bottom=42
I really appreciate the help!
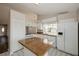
left=9, top=48, right=23, bottom=56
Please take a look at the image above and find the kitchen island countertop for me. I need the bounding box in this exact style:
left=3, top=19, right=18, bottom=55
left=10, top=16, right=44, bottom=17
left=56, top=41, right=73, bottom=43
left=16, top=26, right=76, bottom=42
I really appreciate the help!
left=19, top=37, right=52, bottom=56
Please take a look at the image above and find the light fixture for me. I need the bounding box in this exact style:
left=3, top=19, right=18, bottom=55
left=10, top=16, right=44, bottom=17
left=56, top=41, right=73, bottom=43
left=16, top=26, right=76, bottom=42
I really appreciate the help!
left=2, top=27, right=5, bottom=32
left=34, top=3, right=40, bottom=5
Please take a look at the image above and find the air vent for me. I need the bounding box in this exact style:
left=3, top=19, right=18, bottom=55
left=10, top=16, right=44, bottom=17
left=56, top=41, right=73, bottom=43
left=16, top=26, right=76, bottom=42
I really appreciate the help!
left=58, top=11, right=69, bottom=14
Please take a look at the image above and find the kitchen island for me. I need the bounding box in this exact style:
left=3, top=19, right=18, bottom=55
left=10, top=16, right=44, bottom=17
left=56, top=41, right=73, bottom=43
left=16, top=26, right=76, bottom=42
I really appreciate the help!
left=19, top=37, right=52, bottom=56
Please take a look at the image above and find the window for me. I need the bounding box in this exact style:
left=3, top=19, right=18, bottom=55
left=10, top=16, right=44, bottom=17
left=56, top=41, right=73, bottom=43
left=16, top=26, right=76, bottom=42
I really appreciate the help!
left=42, top=22, right=57, bottom=35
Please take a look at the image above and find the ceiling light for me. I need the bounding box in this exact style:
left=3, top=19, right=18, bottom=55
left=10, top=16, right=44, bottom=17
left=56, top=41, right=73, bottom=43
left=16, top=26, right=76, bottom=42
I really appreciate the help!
left=1, top=27, right=5, bottom=32
left=34, top=3, right=40, bottom=5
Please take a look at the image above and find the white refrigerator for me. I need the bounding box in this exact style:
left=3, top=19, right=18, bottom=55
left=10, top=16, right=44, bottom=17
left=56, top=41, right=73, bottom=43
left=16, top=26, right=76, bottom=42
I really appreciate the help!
left=57, top=19, right=78, bottom=55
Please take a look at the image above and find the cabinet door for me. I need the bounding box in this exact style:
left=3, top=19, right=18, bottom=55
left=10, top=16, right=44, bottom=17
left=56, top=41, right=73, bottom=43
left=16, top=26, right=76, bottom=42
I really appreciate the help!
left=10, top=9, right=25, bottom=54
left=48, top=36, right=56, bottom=47
left=26, top=35, right=33, bottom=39
left=44, top=35, right=56, bottom=47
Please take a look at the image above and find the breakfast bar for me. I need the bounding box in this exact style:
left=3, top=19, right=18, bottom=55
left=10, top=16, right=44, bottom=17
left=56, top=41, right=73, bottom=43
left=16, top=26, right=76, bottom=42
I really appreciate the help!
left=19, top=37, right=53, bottom=56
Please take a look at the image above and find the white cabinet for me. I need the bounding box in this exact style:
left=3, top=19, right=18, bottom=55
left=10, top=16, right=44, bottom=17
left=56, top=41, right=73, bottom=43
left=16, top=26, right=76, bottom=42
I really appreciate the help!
left=32, top=34, right=44, bottom=39
left=32, top=34, right=56, bottom=47
left=10, top=9, right=26, bottom=54
left=26, top=34, right=33, bottom=39
left=44, top=35, right=56, bottom=47
left=25, top=14, right=37, bottom=27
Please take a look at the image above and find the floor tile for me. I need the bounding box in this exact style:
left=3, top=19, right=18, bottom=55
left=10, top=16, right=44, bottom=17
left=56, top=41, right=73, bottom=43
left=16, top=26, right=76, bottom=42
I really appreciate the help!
left=0, top=48, right=71, bottom=56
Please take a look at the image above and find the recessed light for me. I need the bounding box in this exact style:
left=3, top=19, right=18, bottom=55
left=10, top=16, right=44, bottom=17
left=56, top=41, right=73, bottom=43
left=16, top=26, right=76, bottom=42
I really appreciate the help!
left=34, top=3, right=40, bottom=5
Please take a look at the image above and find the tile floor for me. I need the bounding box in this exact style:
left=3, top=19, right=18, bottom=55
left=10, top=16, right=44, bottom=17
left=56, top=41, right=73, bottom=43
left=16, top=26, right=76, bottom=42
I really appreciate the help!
left=0, top=48, right=71, bottom=56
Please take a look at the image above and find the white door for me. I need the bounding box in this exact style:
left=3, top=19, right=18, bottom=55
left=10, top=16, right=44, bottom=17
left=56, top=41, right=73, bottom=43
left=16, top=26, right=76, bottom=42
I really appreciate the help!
left=57, top=21, right=65, bottom=51
left=10, top=9, right=25, bottom=54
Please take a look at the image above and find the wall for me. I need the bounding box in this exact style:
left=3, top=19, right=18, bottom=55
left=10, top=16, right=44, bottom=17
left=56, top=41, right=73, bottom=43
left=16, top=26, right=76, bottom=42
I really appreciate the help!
left=0, top=6, right=10, bottom=24
left=0, top=6, right=10, bottom=51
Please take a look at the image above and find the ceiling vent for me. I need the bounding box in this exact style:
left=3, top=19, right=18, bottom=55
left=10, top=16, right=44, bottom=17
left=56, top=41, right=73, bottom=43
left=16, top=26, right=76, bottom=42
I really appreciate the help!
left=58, top=11, right=69, bottom=14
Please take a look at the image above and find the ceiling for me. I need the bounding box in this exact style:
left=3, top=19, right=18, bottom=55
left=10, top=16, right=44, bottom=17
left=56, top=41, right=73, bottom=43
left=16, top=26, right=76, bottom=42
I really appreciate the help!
left=23, top=3, right=79, bottom=15
left=1, top=3, right=79, bottom=16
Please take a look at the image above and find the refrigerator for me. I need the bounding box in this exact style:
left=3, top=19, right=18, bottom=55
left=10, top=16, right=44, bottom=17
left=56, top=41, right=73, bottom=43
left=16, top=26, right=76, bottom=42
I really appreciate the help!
left=57, top=19, right=78, bottom=55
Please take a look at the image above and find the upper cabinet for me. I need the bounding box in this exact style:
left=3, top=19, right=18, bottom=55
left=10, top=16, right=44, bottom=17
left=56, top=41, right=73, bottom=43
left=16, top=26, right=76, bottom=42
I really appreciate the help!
left=25, top=13, right=37, bottom=27
left=58, top=13, right=77, bottom=22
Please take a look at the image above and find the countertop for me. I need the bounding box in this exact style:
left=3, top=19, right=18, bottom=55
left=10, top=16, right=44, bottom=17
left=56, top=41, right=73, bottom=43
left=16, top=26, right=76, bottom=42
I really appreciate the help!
left=19, top=37, right=52, bottom=56
left=26, top=33, right=57, bottom=37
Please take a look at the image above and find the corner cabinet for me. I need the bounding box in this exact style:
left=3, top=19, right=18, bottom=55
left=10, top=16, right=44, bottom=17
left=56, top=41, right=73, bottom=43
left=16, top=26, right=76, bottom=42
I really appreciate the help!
left=57, top=13, right=78, bottom=55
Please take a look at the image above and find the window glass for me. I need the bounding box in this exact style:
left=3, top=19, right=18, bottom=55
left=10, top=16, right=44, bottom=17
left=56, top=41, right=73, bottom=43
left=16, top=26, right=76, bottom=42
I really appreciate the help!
left=42, top=22, right=57, bottom=35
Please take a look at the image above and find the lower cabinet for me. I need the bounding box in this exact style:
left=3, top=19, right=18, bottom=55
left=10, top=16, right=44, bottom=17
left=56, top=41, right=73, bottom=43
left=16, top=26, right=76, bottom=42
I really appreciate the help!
left=44, top=35, right=56, bottom=48
left=57, top=35, right=65, bottom=51
left=31, top=34, right=57, bottom=48
left=32, top=34, right=44, bottom=39
left=26, top=34, right=33, bottom=39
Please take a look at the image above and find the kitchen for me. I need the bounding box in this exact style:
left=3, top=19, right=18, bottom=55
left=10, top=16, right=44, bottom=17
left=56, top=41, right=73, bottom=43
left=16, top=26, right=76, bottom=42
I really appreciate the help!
left=0, top=3, right=78, bottom=56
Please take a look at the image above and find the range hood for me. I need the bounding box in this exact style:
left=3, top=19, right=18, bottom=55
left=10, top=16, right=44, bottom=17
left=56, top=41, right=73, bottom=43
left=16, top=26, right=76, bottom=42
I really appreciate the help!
left=26, top=26, right=37, bottom=35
